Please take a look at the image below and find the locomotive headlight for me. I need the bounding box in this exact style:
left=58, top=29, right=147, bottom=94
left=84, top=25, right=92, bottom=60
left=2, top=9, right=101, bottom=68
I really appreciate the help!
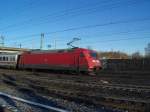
left=92, top=60, right=96, bottom=62
left=92, top=60, right=100, bottom=63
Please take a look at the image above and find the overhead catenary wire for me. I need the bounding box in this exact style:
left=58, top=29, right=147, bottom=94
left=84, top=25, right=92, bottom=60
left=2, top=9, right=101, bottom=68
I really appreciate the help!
left=81, top=36, right=150, bottom=45
left=0, top=0, right=146, bottom=32
left=1, top=0, right=149, bottom=49
left=20, top=36, right=150, bottom=49
left=7, top=26, right=150, bottom=44
left=22, top=0, right=147, bottom=30
left=9, top=28, right=150, bottom=48
left=6, top=17, right=150, bottom=43
left=0, top=0, right=114, bottom=31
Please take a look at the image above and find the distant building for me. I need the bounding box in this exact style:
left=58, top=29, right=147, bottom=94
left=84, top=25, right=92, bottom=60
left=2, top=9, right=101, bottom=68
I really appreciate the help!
left=145, top=43, right=150, bottom=56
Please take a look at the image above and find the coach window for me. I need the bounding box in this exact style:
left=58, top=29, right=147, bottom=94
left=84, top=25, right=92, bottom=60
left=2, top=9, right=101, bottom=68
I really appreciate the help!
left=10, top=57, right=12, bottom=61
left=13, top=57, right=15, bottom=61
left=0, top=57, right=2, bottom=61
left=1, top=57, right=3, bottom=61
left=3, top=57, right=5, bottom=61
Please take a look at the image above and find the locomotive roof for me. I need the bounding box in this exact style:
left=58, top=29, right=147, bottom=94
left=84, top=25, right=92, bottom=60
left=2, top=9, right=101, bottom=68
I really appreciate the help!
left=26, top=48, right=90, bottom=54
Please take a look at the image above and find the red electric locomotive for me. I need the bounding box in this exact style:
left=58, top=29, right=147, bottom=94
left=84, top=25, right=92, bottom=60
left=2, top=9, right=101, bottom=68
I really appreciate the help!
left=18, top=48, right=102, bottom=74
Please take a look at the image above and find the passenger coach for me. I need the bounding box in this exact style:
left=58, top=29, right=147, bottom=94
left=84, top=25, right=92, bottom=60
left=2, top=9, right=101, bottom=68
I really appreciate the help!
left=0, top=53, right=19, bottom=69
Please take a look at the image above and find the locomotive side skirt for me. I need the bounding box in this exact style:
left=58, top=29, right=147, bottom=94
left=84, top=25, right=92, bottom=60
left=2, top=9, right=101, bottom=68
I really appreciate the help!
left=18, top=64, right=88, bottom=71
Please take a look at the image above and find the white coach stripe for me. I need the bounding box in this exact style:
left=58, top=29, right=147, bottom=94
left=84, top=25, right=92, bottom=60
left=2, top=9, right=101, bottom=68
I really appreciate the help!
left=0, top=92, right=68, bottom=112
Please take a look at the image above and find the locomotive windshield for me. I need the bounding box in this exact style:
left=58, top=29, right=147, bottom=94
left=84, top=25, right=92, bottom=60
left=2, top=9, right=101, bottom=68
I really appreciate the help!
left=90, top=52, right=97, bottom=59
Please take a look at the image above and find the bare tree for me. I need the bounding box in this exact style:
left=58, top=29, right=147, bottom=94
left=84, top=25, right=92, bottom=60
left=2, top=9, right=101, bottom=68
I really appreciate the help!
left=132, top=51, right=142, bottom=59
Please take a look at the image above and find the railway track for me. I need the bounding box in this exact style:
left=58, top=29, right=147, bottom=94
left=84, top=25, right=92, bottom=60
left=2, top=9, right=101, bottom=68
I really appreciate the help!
left=0, top=68, right=150, bottom=112
left=29, top=86, right=150, bottom=112
left=22, top=75, right=150, bottom=111
left=23, top=75, right=150, bottom=93
left=1, top=69, right=150, bottom=97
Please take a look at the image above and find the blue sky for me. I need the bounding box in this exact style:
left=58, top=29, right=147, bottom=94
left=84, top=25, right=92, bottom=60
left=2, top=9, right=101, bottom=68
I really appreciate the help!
left=0, top=0, right=150, bottom=55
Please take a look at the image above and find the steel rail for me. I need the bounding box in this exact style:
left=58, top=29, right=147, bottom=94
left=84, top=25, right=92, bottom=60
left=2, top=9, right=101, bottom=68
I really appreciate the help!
left=0, top=92, right=68, bottom=112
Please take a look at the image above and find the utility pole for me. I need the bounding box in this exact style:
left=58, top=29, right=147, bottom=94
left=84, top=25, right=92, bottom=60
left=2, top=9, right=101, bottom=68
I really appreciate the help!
left=40, top=33, right=44, bottom=50
left=32, top=39, right=34, bottom=49
left=0, top=35, right=4, bottom=47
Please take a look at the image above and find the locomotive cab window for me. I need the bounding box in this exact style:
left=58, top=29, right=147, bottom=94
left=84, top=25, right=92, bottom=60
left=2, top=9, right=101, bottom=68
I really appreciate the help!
left=90, top=52, right=97, bottom=59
